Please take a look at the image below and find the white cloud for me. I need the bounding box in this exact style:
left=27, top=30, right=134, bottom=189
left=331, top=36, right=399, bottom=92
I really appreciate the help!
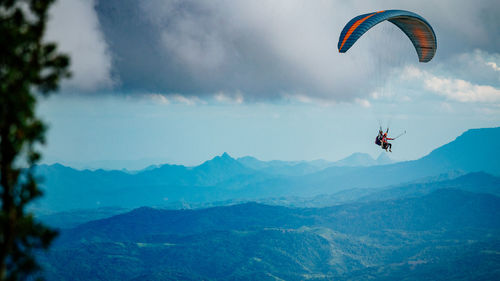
left=424, top=76, right=500, bottom=103
left=487, top=62, right=500, bottom=72
left=46, top=0, right=114, bottom=92
left=401, top=66, right=424, bottom=80
left=283, top=94, right=314, bottom=105
left=355, top=98, right=371, bottom=108
left=214, top=92, right=244, bottom=104
left=171, top=94, right=205, bottom=105
left=148, top=94, right=170, bottom=105
left=144, top=93, right=207, bottom=105
left=450, top=50, right=500, bottom=84
left=399, top=50, right=500, bottom=105
left=282, top=92, right=372, bottom=108
left=369, top=89, right=397, bottom=101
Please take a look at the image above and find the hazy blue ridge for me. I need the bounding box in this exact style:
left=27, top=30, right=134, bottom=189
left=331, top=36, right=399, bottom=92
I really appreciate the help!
left=356, top=171, right=500, bottom=202
left=37, top=171, right=500, bottom=228
left=54, top=188, right=500, bottom=245
left=34, top=127, right=500, bottom=213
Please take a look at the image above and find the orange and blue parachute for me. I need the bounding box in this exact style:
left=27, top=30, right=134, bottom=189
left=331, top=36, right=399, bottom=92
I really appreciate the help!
left=338, top=10, right=437, bottom=62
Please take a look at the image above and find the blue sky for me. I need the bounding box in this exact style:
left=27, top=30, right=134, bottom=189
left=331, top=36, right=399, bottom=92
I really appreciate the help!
left=38, top=0, right=500, bottom=169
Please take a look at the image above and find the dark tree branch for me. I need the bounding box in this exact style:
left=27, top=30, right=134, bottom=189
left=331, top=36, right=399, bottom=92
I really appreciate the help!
left=0, top=0, right=70, bottom=279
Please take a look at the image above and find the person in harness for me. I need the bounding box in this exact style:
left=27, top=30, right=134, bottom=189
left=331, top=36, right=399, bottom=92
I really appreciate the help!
left=375, top=127, right=405, bottom=152
left=381, top=132, right=394, bottom=152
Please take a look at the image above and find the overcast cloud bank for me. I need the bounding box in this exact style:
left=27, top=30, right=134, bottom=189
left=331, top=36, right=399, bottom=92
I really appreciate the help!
left=46, top=0, right=500, bottom=105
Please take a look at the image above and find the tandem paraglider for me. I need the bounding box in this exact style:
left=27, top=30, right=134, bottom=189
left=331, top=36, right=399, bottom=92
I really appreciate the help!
left=338, top=10, right=436, bottom=152
left=375, top=127, right=406, bottom=152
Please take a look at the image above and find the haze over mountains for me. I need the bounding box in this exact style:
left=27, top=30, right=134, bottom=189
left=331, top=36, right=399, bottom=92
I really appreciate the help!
left=35, top=150, right=393, bottom=212
left=35, top=127, right=500, bottom=213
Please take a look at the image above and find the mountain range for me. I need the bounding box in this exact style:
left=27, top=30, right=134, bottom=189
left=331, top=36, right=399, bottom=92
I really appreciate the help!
left=34, top=127, right=500, bottom=212
left=33, top=127, right=500, bottom=280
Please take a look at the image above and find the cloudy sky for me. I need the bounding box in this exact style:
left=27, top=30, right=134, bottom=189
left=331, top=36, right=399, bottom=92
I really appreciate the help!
left=39, top=0, right=500, bottom=169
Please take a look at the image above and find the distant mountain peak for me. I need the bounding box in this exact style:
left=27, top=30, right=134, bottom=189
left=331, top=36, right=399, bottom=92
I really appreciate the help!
left=195, top=152, right=248, bottom=176
left=195, top=153, right=235, bottom=167
left=334, top=152, right=376, bottom=167
left=341, top=152, right=373, bottom=160
left=209, top=152, right=236, bottom=163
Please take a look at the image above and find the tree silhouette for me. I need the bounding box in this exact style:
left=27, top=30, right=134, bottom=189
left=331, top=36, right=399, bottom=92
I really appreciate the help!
left=0, top=0, right=70, bottom=279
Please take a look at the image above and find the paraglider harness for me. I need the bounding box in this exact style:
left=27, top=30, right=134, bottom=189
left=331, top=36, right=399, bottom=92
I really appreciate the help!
left=374, top=127, right=385, bottom=146
left=381, top=140, right=390, bottom=150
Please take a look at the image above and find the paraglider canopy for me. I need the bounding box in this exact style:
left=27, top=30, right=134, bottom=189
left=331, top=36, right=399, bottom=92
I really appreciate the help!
left=338, top=10, right=437, bottom=62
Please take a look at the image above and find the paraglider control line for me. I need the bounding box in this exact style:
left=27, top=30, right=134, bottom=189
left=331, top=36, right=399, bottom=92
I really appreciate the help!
left=392, top=130, right=406, bottom=140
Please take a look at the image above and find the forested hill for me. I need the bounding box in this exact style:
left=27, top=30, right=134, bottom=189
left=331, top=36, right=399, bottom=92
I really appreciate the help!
left=41, top=188, right=500, bottom=280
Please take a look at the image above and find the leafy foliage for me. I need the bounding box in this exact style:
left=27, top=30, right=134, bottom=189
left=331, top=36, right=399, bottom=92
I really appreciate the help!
left=0, top=0, right=69, bottom=279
